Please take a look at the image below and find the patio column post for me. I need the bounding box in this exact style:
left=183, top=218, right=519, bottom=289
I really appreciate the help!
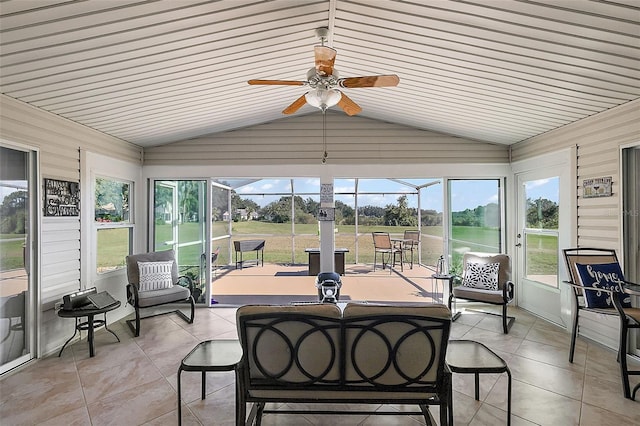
left=319, top=172, right=335, bottom=273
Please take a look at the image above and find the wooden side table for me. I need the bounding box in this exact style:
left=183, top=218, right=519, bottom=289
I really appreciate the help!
left=446, top=340, right=511, bottom=426
left=178, top=339, right=243, bottom=425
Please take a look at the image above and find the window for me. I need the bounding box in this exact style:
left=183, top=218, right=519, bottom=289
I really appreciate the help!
left=523, top=177, right=559, bottom=287
left=95, top=177, right=132, bottom=274
left=448, top=179, right=502, bottom=275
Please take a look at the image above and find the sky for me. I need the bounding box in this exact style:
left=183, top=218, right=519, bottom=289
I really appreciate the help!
left=225, top=178, right=536, bottom=212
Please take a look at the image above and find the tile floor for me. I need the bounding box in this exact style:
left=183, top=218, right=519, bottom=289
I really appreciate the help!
left=1, top=265, right=640, bottom=425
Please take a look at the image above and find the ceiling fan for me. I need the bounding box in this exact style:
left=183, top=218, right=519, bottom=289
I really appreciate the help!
left=247, top=27, right=400, bottom=116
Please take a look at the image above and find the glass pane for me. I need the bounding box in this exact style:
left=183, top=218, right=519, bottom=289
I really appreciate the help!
left=153, top=180, right=207, bottom=301
left=96, top=228, right=130, bottom=273
left=524, top=176, right=559, bottom=287
left=525, top=233, right=558, bottom=287
left=448, top=179, right=501, bottom=275
left=95, top=178, right=130, bottom=223
left=525, top=177, right=559, bottom=229
left=154, top=182, right=175, bottom=251
left=212, top=184, right=230, bottom=238
left=334, top=193, right=356, bottom=264
left=0, top=146, right=31, bottom=370
left=293, top=178, right=319, bottom=194
left=421, top=181, right=443, bottom=267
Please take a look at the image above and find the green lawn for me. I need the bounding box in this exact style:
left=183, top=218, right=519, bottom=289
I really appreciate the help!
left=1, top=221, right=556, bottom=280
left=0, top=236, right=25, bottom=270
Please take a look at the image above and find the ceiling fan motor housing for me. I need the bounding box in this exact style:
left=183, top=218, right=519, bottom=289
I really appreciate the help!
left=307, top=67, right=339, bottom=88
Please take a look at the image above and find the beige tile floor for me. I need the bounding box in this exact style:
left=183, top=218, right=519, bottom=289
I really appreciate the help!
left=2, top=263, right=640, bottom=425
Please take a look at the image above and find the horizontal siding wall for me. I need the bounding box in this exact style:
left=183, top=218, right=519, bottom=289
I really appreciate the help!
left=0, top=94, right=143, bottom=356
left=144, top=112, right=509, bottom=166
left=511, top=99, right=640, bottom=349
left=512, top=99, right=640, bottom=252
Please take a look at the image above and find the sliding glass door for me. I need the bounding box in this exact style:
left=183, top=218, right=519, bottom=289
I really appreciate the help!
left=1, top=145, right=38, bottom=374
left=152, top=180, right=207, bottom=303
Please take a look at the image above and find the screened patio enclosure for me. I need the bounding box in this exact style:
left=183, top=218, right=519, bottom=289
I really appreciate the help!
left=151, top=178, right=505, bottom=305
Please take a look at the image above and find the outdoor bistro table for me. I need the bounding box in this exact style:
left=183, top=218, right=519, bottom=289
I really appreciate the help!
left=446, top=340, right=511, bottom=426
left=177, top=339, right=243, bottom=425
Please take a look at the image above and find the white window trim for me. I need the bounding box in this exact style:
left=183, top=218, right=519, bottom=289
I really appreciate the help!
left=81, top=151, right=143, bottom=288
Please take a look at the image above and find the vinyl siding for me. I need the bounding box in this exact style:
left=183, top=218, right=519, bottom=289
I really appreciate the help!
left=144, top=112, right=509, bottom=166
left=0, top=94, right=143, bottom=356
left=511, top=98, right=640, bottom=349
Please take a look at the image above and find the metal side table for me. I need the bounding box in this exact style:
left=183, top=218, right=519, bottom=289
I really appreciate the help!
left=57, top=300, right=121, bottom=358
left=446, top=339, right=511, bottom=426
left=178, top=339, right=243, bottom=425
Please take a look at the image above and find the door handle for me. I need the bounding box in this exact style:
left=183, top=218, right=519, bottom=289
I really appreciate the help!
left=515, top=243, right=522, bottom=247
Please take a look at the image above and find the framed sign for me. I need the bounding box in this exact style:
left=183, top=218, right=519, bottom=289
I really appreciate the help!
left=44, top=178, right=80, bottom=216
left=320, top=183, right=333, bottom=204
left=583, top=176, right=612, bottom=198
left=317, top=207, right=335, bottom=221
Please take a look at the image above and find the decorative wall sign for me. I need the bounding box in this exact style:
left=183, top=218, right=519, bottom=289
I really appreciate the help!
left=317, top=207, right=335, bottom=221
left=44, top=178, right=80, bottom=216
left=582, top=176, right=612, bottom=198
left=320, top=183, right=333, bottom=204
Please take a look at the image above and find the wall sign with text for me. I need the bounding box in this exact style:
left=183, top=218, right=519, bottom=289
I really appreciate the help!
left=44, top=178, right=80, bottom=216
left=582, top=176, right=612, bottom=198
left=320, top=183, right=334, bottom=204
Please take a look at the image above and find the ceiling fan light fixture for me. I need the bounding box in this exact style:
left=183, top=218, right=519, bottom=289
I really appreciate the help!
left=305, top=88, right=342, bottom=111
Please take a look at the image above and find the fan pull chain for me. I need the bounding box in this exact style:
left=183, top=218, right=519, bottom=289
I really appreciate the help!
left=322, top=111, right=328, bottom=163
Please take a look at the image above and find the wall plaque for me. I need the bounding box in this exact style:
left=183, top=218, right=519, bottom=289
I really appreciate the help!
left=320, top=183, right=333, bottom=204
left=44, top=178, right=80, bottom=216
left=582, top=176, right=612, bottom=198
left=317, top=207, right=335, bottom=221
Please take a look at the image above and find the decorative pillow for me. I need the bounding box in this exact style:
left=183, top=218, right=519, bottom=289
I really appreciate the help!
left=462, top=262, right=500, bottom=290
left=137, top=260, right=174, bottom=291
left=575, top=262, right=631, bottom=309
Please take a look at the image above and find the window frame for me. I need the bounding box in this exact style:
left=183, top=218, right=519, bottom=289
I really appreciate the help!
left=94, top=176, right=134, bottom=275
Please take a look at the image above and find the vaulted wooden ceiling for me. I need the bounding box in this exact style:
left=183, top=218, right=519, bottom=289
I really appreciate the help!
left=1, top=0, right=638, bottom=147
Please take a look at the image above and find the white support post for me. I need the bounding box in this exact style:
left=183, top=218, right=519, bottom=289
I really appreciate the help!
left=319, top=171, right=335, bottom=273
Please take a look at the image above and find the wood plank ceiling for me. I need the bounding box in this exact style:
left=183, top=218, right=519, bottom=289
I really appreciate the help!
left=1, top=0, right=639, bottom=147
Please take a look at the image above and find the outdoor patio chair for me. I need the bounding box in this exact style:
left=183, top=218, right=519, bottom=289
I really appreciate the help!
left=448, top=252, right=515, bottom=333
left=125, top=249, right=195, bottom=337
left=402, top=230, right=420, bottom=268
left=562, top=248, right=640, bottom=399
left=372, top=232, right=403, bottom=273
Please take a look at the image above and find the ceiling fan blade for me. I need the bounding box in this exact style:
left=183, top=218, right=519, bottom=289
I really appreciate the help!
left=314, top=46, right=337, bottom=76
left=339, top=74, right=400, bottom=88
left=248, top=79, right=305, bottom=86
left=282, top=94, right=308, bottom=114
left=337, top=92, right=362, bottom=116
